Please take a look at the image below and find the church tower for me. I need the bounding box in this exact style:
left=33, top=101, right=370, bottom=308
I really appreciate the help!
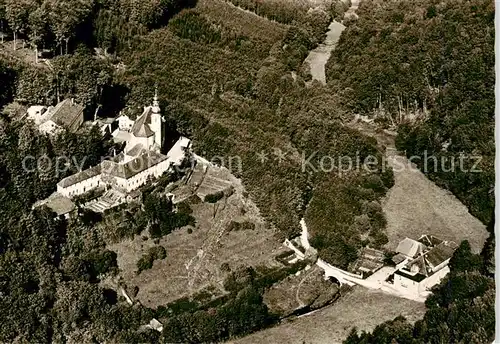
left=151, top=88, right=163, bottom=150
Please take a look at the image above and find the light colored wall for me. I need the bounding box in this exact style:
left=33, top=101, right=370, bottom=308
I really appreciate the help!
left=394, top=273, right=420, bottom=294
left=123, top=159, right=171, bottom=192
left=58, top=175, right=102, bottom=198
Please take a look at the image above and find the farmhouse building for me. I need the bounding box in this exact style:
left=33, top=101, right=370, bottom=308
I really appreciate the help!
left=26, top=98, right=84, bottom=135
left=393, top=236, right=457, bottom=295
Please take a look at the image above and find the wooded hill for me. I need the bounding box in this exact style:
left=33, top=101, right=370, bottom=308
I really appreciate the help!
left=326, top=0, right=494, bottom=225
left=0, top=0, right=395, bottom=341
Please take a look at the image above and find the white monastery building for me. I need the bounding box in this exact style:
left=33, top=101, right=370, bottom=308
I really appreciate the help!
left=57, top=91, right=191, bottom=198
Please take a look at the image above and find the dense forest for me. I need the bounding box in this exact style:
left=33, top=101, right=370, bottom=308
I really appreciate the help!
left=326, top=0, right=494, bottom=225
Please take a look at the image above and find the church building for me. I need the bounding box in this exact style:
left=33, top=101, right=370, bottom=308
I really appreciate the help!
left=56, top=90, right=191, bottom=198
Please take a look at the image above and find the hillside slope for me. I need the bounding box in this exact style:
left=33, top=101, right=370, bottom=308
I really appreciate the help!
left=326, top=0, right=494, bottom=225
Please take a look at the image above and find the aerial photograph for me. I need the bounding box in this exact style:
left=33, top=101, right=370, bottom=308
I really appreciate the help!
left=0, top=0, right=495, bottom=343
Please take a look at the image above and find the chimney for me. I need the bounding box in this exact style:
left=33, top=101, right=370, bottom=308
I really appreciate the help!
left=71, top=98, right=74, bottom=105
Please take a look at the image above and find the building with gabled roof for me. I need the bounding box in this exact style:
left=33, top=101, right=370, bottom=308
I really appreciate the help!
left=393, top=236, right=458, bottom=296
left=56, top=90, right=191, bottom=199
left=27, top=98, right=84, bottom=135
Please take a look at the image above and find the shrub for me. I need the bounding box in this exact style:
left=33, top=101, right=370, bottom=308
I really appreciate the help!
left=136, top=246, right=167, bottom=273
left=204, top=191, right=224, bottom=203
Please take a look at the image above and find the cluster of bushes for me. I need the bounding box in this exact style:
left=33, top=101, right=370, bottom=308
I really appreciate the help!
left=62, top=249, right=118, bottom=282
left=0, top=115, right=113, bottom=213
left=142, top=194, right=195, bottom=238
left=136, top=246, right=167, bottom=273
left=227, top=220, right=255, bottom=232
left=176, top=201, right=193, bottom=215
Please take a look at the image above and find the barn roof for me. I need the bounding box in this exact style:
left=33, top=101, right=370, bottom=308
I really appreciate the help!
left=48, top=99, right=84, bottom=129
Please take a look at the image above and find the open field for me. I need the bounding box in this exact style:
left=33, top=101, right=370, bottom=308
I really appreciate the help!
left=351, top=123, right=488, bottom=253
left=382, top=154, right=488, bottom=253
left=230, top=286, right=426, bottom=344
left=263, top=265, right=339, bottom=317
left=107, top=164, right=287, bottom=308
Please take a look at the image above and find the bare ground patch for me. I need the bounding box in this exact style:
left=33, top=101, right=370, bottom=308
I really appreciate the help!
left=107, top=164, right=286, bottom=308
left=230, top=286, right=426, bottom=344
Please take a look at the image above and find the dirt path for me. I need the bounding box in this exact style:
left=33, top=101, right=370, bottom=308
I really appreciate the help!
left=303, top=0, right=360, bottom=84
left=303, top=21, right=345, bottom=84
left=229, top=286, right=426, bottom=344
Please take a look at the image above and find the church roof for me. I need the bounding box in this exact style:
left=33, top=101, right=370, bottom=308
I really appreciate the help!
left=131, top=107, right=154, bottom=137
left=126, top=144, right=147, bottom=157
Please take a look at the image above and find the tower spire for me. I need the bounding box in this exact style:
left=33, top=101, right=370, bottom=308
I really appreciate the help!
left=153, top=86, right=159, bottom=108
